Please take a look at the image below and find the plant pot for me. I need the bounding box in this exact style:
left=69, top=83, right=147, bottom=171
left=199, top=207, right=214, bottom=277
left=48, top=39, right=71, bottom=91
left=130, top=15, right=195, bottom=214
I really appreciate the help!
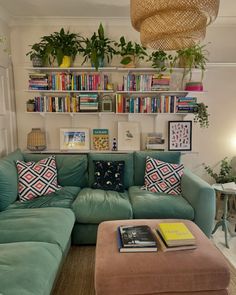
left=185, top=81, right=203, bottom=91
left=26, top=103, right=35, bottom=112
left=121, top=55, right=136, bottom=68
left=60, top=55, right=72, bottom=68
left=91, top=57, right=104, bottom=68
left=32, top=56, right=43, bottom=67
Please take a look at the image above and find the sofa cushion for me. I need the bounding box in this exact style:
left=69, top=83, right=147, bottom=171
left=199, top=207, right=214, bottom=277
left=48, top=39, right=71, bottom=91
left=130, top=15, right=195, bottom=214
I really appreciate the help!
left=142, top=157, right=184, bottom=195
left=88, top=153, right=134, bottom=189
left=129, top=186, right=194, bottom=220
left=72, top=188, right=133, bottom=224
left=23, top=153, right=88, bottom=187
left=8, top=186, right=80, bottom=209
left=134, top=151, right=181, bottom=186
left=92, top=160, right=125, bottom=192
left=16, top=156, right=61, bottom=202
left=0, top=242, right=62, bottom=295
left=0, top=207, right=75, bottom=252
left=0, top=149, right=24, bottom=211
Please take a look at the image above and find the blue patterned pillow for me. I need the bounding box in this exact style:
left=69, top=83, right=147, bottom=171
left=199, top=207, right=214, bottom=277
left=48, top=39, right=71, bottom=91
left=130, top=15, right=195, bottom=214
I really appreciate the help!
left=92, top=160, right=125, bottom=192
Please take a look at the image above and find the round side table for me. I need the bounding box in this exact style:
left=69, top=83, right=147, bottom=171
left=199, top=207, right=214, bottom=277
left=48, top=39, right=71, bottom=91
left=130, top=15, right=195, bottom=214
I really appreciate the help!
left=212, top=183, right=236, bottom=248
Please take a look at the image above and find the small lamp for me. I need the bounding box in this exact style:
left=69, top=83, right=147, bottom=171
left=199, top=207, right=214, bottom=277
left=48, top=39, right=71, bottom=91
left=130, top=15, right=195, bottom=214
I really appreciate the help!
left=27, top=128, right=46, bottom=151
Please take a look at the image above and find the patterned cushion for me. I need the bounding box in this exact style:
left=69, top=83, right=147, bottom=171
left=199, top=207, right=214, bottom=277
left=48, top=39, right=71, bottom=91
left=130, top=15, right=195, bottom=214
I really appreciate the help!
left=16, top=156, right=60, bottom=202
left=142, top=156, right=184, bottom=195
left=92, top=160, right=125, bottom=192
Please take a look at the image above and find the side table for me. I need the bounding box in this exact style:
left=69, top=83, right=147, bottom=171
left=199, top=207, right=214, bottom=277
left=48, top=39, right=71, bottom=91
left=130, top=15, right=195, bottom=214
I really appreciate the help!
left=212, top=183, right=236, bottom=248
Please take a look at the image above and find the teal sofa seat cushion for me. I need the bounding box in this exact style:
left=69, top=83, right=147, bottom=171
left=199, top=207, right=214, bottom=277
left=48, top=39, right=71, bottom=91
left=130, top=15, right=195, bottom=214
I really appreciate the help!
left=129, top=186, right=194, bottom=220
left=0, top=149, right=23, bottom=211
left=23, top=153, right=88, bottom=187
left=0, top=207, right=75, bottom=252
left=88, top=153, right=134, bottom=189
left=72, top=223, right=98, bottom=245
left=8, top=186, right=80, bottom=209
left=0, top=242, right=61, bottom=295
left=72, top=188, right=133, bottom=223
left=134, top=151, right=181, bottom=186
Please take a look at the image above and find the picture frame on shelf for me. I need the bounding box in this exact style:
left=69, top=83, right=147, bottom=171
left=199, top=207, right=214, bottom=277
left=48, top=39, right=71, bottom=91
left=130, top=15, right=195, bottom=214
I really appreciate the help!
left=60, top=128, right=90, bottom=151
left=118, top=121, right=140, bottom=151
left=168, top=121, right=192, bottom=151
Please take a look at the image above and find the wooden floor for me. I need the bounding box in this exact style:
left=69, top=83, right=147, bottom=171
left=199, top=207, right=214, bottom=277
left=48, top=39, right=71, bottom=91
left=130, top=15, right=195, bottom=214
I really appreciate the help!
left=53, top=246, right=236, bottom=295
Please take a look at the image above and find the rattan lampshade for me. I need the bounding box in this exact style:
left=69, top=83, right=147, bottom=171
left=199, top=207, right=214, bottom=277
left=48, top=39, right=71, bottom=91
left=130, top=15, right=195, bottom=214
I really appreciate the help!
left=27, top=128, right=46, bottom=151
left=130, top=0, right=220, bottom=50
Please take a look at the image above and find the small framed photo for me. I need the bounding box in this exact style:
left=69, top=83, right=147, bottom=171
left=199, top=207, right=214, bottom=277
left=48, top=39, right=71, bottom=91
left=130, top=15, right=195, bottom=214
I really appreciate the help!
left=60, top=128, right=90, bottom=151
left=118, top=122, right=140, bottom=151
left=168, top=121, right=192, bottom=151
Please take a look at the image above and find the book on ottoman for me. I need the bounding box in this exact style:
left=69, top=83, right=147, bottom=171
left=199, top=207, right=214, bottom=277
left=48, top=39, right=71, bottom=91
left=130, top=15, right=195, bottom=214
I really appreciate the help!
left=117, top=225, right=157, bottom=252
left=157, top=222, right=196, bottom=247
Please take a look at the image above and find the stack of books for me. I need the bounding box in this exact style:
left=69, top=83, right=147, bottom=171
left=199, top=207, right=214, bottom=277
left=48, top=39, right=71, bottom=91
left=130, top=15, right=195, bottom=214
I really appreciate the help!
left=29, top=73, right=48, bottom=90
left=151, top=74, right=170, bottom=91
left=117, top=225, right=157, bottom=252
left=79, top=94, right=98, bottom=112
left=176, top=97, right=198, bottom=113
left=154, top=222, right=197, bottom=252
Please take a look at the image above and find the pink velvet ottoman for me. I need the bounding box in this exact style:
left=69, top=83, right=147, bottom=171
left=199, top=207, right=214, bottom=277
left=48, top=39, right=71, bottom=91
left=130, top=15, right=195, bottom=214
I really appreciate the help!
left=95, top=219, right=230, bottom=295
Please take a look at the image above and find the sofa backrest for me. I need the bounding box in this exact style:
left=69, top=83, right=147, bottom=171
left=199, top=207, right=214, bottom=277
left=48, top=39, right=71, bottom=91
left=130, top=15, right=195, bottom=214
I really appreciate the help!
left=88, top=153, right=134, bottom=189
left=23, top=154, right=88, bottom=188
left=0, top=149, right=24, bottom=211
left=134, top=151, right=181, bottom=186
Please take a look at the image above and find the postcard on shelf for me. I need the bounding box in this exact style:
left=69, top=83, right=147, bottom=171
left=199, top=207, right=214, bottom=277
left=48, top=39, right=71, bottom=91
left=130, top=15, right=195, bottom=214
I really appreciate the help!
left=117, top=225, right=157, bottom=252
left=92, top=129, right=109, bottom=151
left=157, top=222, right=196, bottom=247
left=117, top=121, right=140, bottom=151
left=60, top=128, right=90, bottom=151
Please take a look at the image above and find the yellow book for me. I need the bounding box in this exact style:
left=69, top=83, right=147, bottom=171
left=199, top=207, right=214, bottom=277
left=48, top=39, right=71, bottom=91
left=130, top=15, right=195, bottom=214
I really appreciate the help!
left=158, top=222, right=195, bottom=247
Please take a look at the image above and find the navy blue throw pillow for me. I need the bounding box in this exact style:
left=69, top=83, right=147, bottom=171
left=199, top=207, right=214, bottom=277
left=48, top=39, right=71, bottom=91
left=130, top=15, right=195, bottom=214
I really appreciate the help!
left=92, top=160, right=125, bottom=192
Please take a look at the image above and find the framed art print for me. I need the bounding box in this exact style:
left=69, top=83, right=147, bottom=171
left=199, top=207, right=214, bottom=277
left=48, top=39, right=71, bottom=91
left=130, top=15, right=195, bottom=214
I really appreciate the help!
left=168, top=121, right=192, bottom=151
left=118, top=121, right=140, bottom=151
left=60, top=128, right=90, bottom=151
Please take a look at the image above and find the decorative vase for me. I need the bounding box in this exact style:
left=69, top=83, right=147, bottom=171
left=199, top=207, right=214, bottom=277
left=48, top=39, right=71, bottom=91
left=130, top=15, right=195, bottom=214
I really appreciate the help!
left=91, top=57, right=104, bottom=68
left=60, top=55, right=71, bottom=68
left=27, top=128, right=46, bottom=151
left=32, top=56, right=43, bottom=67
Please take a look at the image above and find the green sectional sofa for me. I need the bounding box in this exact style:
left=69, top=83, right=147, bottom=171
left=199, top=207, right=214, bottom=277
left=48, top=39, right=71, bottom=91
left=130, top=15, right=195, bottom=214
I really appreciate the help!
left=0, top=149, right=216, bottom=295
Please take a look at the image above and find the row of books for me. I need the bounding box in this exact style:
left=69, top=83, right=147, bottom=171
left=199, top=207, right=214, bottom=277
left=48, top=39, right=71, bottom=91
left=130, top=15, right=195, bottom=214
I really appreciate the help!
left=117, top=222, right=196, bottom=253
left=29, top=72, right=109, bottom=91
left=32, top=94, right=98, bottom=112
left=122, top=74, right=171, bottom=91
left=116, top=94, right=198, bottom=114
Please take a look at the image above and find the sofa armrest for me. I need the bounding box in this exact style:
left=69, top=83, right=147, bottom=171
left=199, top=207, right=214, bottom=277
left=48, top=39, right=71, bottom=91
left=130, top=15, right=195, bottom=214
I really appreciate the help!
left=181, top=168, right=215, bottom=237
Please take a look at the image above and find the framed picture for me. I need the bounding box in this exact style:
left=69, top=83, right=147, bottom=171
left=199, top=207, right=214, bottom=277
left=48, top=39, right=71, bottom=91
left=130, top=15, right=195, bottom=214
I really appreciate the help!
left=118, top=122, right=140, bottom=151
left=168, top=121, right=192, bottom=151
left=60, top=128, right=90, bottom=151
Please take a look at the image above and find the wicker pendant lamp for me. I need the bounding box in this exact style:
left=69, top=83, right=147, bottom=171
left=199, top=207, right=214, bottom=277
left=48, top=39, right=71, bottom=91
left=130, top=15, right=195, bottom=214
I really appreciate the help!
left=130, top=0, right=220, bottom=50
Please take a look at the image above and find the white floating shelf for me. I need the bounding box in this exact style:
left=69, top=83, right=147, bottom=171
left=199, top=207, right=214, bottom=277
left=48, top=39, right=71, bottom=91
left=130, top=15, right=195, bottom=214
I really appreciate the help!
left=25, top=112, right=115, bottom=117
left=25, top=67, right=117, bottom=72
left=25, top=90, right=114, bottom=93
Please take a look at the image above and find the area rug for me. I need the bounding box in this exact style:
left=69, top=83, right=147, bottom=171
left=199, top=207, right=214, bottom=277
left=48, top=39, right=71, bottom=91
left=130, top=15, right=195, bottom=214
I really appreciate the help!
left=53, top=246, right=236, bottom=295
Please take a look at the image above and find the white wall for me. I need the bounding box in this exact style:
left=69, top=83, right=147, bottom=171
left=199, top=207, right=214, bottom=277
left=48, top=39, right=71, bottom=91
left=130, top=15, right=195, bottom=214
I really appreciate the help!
left=9, top=18, right=236, bottom=181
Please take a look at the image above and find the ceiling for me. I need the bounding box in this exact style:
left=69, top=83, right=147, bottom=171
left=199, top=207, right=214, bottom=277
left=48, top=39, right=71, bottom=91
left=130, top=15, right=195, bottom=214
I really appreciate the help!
left=0, top=0, right=235, bottom=19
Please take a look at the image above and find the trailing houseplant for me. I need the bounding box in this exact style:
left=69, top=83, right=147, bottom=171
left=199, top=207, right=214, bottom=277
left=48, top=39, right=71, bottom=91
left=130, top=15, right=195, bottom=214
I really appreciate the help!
left=79, top=23, right=116, bottom=70
left=38, top=28, right=81, bottom=67
left=194, top=102, right=210, bottom=128
left=203, top=158, right=236, bottom=183
left=115, top=36, right=147, bottom=67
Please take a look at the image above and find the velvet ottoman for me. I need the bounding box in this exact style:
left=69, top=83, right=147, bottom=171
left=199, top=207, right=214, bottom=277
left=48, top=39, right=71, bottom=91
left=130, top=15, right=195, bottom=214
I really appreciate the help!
left=95, top=219, right=230, bottom=295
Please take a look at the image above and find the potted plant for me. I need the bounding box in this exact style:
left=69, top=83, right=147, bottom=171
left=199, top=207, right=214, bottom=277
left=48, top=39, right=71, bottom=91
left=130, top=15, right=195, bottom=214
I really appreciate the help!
left=26, top=99, right=35, bottom=112
left=115, top=36, right=147, bottom=67
left=79, top=23, right=116, bottom=70
left=40, top=28, right=81, bottom=67
left=147, top=50, right=177, bottom=76
left=177, top=43, right=208, bottom=89
left=26, top=42, right=48, bottom=67
left=194, top=102, right=209, bottom=128
left=203, top=157, right=236, bottom=183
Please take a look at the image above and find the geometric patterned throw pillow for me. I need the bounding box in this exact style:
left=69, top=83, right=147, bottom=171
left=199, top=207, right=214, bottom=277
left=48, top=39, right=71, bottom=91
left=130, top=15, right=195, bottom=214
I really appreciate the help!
left=92, top=160, right=125, bottom=192
left=142, top=156, right=184, bottom=195
left=16, top=156, right=60, bottom=202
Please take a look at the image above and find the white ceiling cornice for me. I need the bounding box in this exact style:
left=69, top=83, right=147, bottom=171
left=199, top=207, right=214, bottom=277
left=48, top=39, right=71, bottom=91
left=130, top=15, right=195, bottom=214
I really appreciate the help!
left=9, top=15, right=236, bottom=28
